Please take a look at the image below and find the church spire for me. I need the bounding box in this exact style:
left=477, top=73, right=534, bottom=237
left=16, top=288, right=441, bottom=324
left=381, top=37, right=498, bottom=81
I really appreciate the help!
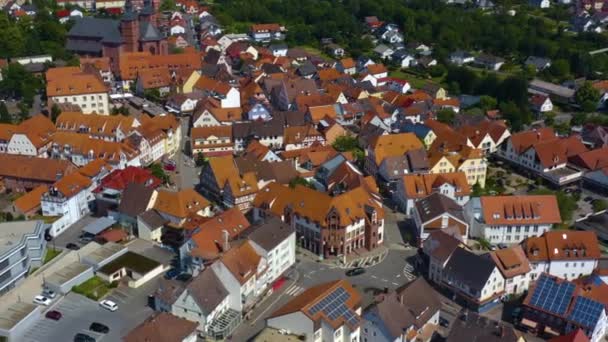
left=122, top=0, right=137, bottom=21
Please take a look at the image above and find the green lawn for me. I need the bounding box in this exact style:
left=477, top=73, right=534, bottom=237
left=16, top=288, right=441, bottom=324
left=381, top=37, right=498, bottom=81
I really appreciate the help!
left=72, top=276, right=114, bottom=301
left=388, top=69, right=444, bottom=89
left=43, top=248, right=61, bottom=264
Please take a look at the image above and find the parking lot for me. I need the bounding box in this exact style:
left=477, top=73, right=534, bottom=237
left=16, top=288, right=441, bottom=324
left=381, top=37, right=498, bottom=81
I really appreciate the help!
left=20, top=277, right=160, bottom=342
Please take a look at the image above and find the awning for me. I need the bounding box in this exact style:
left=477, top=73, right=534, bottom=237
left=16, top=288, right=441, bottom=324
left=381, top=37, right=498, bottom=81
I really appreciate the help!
left=83, top=217, right=116, bottom=235
left=521, top=318, right=538, bottom=328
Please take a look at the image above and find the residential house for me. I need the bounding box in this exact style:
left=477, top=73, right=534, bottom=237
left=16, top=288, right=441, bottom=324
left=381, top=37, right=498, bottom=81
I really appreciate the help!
left=395, top=172, right=471, bottom=215
left=252, top=183, right=385, bottom=259
left=413, top=193, right=469, bottom=245
left=41, top=172, right=92, bottom=237
left=6, top=115, right=56, bottom=157
left=456, top=120, right=511, bottom=155
left=433, top=246, right=505, bottom=312
left=325, top=43, right=345, bottom=58
left=526, top=56, right=552, bottom=71
left=522, top=230, right=601, bottom=281
left=49, top=132, right=140, bottom=168
left=530, top=0, right=551, bottom=8
left=497, top=128, right=588, bottom=186
left=422, top=230, right=467, bottom=284
left=190, top=125, right=233, bottom=157
left=489, top=245, right=531, bottom=295
left=12, top=186, right=47, bottom=218
left=466, top=195, right=562, bottom=244
left=283, top=125, right=325, bottom=151
left=244, top=216, right=296, bottom=287
left=449, top=50, right=475, bottom=66
left=373, top=44, right=394, bottom=60
left=521, top=273, right=608, bottom=342
left=267, top=280, right=362, bottom=342
left=392, top=49, right=417, bottom=68
left=194, top=77, right=240, bottom=108
left=336, top=58, right=356, bottom=75
left=55, top=112, right=139, bottom=142
left=529, top=79, right=576, bottom=104
left=94, top=166, right=161, bottom=206
left=363, top=133, right=425, bottom=180
left=530, top=94, right=554, bottom=113
left=448, top=311, right=519, bottom=341
left=153, top=189, right=212, bottom=227
left=269, top=44, right=288, bottom=57
left=46, top=66, right=110, bottom=114
left=249, top=23, right=286, bottom=42
left=137, top=209, right=167, bottom=243
left=198, top=155, right=258, bottom=211
left=474, top=54, right=505, bottom=71
left=428, top=142, right=487, bottom=188
left=168, top=268, right=235, bottom=338
left=0, top=155, right=77, bottom=192
left=362, top=278, right=441, bottom=342
left=210, top=240, right=268, bottom=311
left=123, top=313, right=198, bottom=342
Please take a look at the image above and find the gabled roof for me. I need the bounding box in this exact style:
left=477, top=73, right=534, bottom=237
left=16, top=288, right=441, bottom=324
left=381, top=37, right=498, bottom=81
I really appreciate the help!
left=51, top=171, right=92, bottom=198
left=445, top=247, right=496, bottom=290
left=0, top=155, right=75, bottom=183
left=402, top=172, right=470, bottom=199
left=423, top=230, right=466, bottom=264
left=184, top=267, right=229, bottom=315
left=522, top=231, right=601, bottom=262
left=369, top=133, right=424, bottom=165
left=117, top=183, right=155, bottom=217
left=271, top=280, right=361, bottom=330
left=189, top=207, right=250, bottom=260
left=13, top=185, right=47, bottom=214
left=415, top=192, right=466, bottom=224
left=489, top=245, right=531, bottom=279
left=153, top=189, right=211, bottom=219
left=508, top=127, right=556, bottom=155
left=245, top=216, right=294, bottom=252
left=124, top=313, right=197, bottom=342
left=96, top=166, right=160, bottom=192
left=219, top=240, right=262, bottom=284
left=479, top=195, right=561, bottom=226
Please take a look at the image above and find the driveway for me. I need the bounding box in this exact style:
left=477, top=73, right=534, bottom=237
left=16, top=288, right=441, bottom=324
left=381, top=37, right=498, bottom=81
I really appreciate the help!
left=51, top=215, right=97, bottom=250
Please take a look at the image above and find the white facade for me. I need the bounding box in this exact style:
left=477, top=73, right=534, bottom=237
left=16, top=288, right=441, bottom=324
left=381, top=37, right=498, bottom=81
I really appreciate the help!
left=249, top=232, right=296, bottom=283
left=210, top=255, right=268, bottom=312
left=529, top=259, right=599, bottom=282
left=503, top=273, right=530, bottom=296
left=41, top=188, right=90, bottom=236
left=220, top=88, right=240, bottom=109
left=172, top=289, right=230, bottom=334
left=193, top=110, right=222, bottom=127
left=6, top=134, right=46, bottom=157
left=50, top=92, right=109, bottom=115
left=395, top=181, right=470, bottom=216
left=267, top=311, right=361, bottom=342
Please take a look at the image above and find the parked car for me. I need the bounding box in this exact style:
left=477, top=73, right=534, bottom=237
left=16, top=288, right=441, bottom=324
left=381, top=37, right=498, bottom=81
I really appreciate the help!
left=164, top=268, right=179, bottom=280
left=163, top=163, right=176, bottom=171
left=42, top=289, right=57, bottom=299
left=33, top=295, right=51, bottom=306
left=66, top=243, right=80, bottom=250
left=176, top=273, right=192, bottom=282
left=584, top=196, right=594, bottom=202
left=89, top=322, right=110, bottom=334
left=99, top=299, right=118, bottom=312
left=45, top=310, right=62, bottom=321
left=74, top=333, right=95, bottom=342
left=497, top=243, right=508, bottom=249
left=345, top=267, right=365, bottom=277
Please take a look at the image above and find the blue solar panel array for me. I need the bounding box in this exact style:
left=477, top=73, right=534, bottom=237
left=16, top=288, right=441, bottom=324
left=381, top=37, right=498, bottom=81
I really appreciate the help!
left=529, top=275, right=575, bottom=316
left=568, top=297, right=604, bottom=328
left=307, top=287, right=361, bottom=326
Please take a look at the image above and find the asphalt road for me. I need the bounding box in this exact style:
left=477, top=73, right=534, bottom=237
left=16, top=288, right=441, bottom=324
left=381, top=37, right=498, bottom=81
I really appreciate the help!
left=20, top=276, right=160, bottom=342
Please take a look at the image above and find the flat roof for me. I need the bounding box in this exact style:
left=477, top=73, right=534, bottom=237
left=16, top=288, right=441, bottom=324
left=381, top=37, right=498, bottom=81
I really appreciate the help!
left=44, top=262, right=92, bottom=286
left=0, top=221, right=43, bottom=256
left=82, top=242, right=126, bottom=264
left=83, top=217, right=116, bottom=235
left=0, top=302, right=38, bottom=330
left=252, top=328, right=303, bottom=342
left=98, top=251, right=160, bottom=275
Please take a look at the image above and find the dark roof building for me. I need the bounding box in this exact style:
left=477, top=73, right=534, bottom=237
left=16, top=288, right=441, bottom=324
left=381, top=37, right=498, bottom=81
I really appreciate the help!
left=117, top=182, right=156, bottom=218
left=447, top=311, right=518, bottom=342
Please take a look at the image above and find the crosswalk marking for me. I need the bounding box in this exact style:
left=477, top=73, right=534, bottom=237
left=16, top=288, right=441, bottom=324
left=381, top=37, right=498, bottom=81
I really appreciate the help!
left=284, top=284, right=305, bottom=297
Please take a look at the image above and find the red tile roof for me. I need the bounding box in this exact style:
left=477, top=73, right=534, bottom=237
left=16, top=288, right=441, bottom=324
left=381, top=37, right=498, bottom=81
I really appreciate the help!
left=95, top=167, right=161, bottom=192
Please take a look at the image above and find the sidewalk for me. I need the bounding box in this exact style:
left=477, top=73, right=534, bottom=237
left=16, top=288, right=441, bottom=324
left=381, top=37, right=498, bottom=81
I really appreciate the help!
left=295, top=245, right=389, bottom=269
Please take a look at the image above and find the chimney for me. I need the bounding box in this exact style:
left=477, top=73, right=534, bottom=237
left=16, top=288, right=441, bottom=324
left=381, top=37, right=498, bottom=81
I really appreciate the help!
left=221, top=229, right=230, bottom=252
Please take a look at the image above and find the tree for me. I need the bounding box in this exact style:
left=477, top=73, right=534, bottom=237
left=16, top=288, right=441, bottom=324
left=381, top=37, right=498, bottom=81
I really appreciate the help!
left=544, top=112, right=556, bottom=126
left=575, top=82, right=600, bottom=113
left=0, top=102, right=11, bottom=123
left=159, top=0, right=176, bottom=11
left=50, top=104, right=61, bottom=123
left=548, top=59, right=570, bottom=80
left=500, top=101, right=531, bottom=132
left=571, top=112, right=587, bottom=126
left=289, top=177, right=314, bottom=189
left=147, top=163, right=170, bottom=184
left=531, top=189, right=578, bottom=223
left=479, top=95, right=497, bottom=111
left=437, top=108, right=456, bottom=125
left=195, top=153, right=207, bottom=167
left=332, top=135, right=359, bottom=152
left=593, top=199, right=608, bottom=212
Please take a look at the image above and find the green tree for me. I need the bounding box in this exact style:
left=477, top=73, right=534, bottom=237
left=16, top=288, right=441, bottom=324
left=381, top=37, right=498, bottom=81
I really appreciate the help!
left=500, top=101, right=531, bottom=132
left=479, top=95, right=497, bottom=111
left=0, top=102, right=11, bottom=123
left=332, top=135, right=359, bottom=152
left=571, top=112, right=587, bottom=126
left=159, top=0, right=176, bottom=11
left=575, top=82, right=600, bottom=113
left=548, top=59, right=570, bottom=80
left=593, top=199, right=608, bottom=212
left=147, top=163, right=170, bottom=184
left=50, top=104, right=61, bottom=123
left=437, top=108, right=456, bottom=125
left=289, top=177, right=314, bottom=189
left=544, top=112, right=556, bottom=126
left=532, top=189, right=578, bottom=223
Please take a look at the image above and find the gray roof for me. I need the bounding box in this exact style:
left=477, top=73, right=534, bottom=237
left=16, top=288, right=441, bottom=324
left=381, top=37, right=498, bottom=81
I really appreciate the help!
left=406, top=149, right=430, bottom=172
left=68, top=17, right=122, bottom=44
left=423, top=230, right=464, bottom=263
left=83, top=216, right=116, bottom=235
left=138, top=210, right=167, bottom=229
left=139, top=21, right=163, bottom=42
left=444, top=248, right=496, bottom=290
left=232, top=118, right=284, bottom=139
left=245, top=216, right=294, bottom=252
left=448, top=311, right=518, bottom=342
left=186, top=268, right=229, bottom=315
left=525, top=56, right=551, bottom=70
left=118, top=183, right=155, bottom=217
left=415, top=193, right=465, bottom=223
left=0, top=221, right=45, bottom=257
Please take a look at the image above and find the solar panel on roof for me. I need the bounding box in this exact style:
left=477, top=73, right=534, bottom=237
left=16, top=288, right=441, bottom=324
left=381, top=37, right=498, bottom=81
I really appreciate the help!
left=306, top=286, right=360, bottom=327
left=529, top=275, right=575, bottom=316
left=568, top=297, right=604, bottom=328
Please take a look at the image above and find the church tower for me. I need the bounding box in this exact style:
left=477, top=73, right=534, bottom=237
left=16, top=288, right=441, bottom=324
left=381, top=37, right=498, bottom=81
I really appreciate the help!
left=120, top=0, right=140, bottom=53
left=139, top=0, right=157, bottom=24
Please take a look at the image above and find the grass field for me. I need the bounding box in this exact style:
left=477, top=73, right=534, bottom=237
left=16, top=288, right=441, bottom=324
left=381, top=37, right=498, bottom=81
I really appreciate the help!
left=72, top=276, right=115, bottom=301
left=43, top=248, right=61, bottom=264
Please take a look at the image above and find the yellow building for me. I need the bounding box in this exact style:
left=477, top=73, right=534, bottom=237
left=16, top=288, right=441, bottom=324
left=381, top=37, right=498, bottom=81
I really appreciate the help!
left=428, top=146, right=487, bottom=188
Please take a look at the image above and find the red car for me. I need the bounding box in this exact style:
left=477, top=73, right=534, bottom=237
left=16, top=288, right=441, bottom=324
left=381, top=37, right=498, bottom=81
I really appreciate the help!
left=163, top=163, right=176, bottom=171
left=45, top=310, right=62, bottom=320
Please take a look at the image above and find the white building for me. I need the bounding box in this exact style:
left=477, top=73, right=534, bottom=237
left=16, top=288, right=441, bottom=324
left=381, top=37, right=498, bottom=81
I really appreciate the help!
left=395, top=172, right=471, bottom=215
left=267, top=280, right=362, bottom=342
left=210, top=241, right=268, bottom=312
left=246, top=217, right=296, bottom=284
left=522, top=230, right=601, bottom=282
left=489, top=245, right=531, bottom=295
left=46, top=67, right=110, bottom=115
left=41, top=172, right=92, bottom=237
left=466, top=195, right=562, bottom=245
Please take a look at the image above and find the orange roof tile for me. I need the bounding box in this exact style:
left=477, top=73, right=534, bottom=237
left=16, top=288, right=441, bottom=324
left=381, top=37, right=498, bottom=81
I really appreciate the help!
left=490, top=245, right=531, bottom=278
left=189, top=207, right=251, bottom=260
left=13, top=185, right=47, bottom=214
left=523, top=231, right=601, bottom=262
left=480, top=195, right=561, bottom=226
left=219, top=240, right=262, bottom=284
left=52, top=171, right=92, bottom=198
left=369, top=133, right=424, bottom=165
left=402, top=172, right=471, bottom=199
left=46, top=67, right=107, bottom=97
left=153, top=189, right=210, bottom=219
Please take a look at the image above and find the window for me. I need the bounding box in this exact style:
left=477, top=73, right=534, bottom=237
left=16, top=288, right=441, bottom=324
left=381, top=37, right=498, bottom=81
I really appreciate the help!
left=565, top=263, right=569, bottom=267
